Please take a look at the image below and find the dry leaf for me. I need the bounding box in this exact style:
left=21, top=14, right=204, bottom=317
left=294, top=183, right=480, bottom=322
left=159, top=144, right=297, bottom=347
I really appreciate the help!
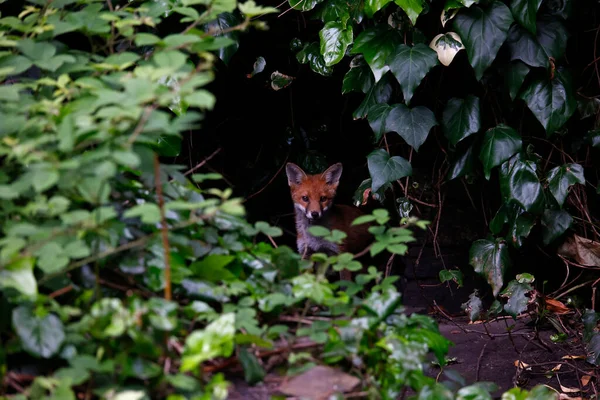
left=581, top=375, right=591, bottom=386
left=551, top=363, right=562, bottom=372
left=558, top=395, right=583, bottom=400
left=514, top=360, right=530, bottom=370
left=558, top=234, right=600, bottom=267
left=559, top=384, right=580, bottom=393
left=562, top=355, right=585, bottom=360
left=278, top=365, right=360, bottom=399
left=545, top=298, right=571, bottom=314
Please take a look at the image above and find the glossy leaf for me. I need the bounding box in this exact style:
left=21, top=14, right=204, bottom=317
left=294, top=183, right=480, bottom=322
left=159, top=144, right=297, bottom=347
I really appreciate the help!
left=353, top=73, right=393, bottom=119
left=297, top=42, right=332, bottom=76
left=319, top=0, right=351, bottom=25
left=367, top=103, right=393, bottom=141
left=394, top=0, right=424, bottom=25
left=351, top=25, right=402, bottom=83
left=442, top=96, right=480, bottom=145
left=181, top=313, right=235, bottom=372
left=505, top=61, right=530, bottom=100
left=0, top=257, right=37, bottom=297
left=509, top=0, right=542, bottom=34
left=367, top=149, right=412, bottom=192
left=499, top=154, right=544, bottom=214
left=387, top=43, right=439, bottom=105
left=491, top=203, right=536, bottom=248
left=479, top=124, right=522, bottom=180
left=288, top=0, right=323, bottom=11
left=501, top=280, right=532, bottom=318
left=319, top=21, right=353, bottom=66
left=12, top=306, right=65, bottom=358
left=448, top=143, right=475, bottom=180
left=439, top=269, right=463, bottom=287
left=469, top=239, right=511, bottom=296
left=541, top=209, right=572, bottom=245
left=364, top=0, right=393, bottom=18
left=342, top=56, right=375, bottom=94
left=521, top=68, right=576, bottom=136
left=506, top=25, right=548, bottom=68
left=453, top=2, right=514, bottom=80
left=386, top=104, right=438, bottom=151
left=546, top=163, right=585, bottom=207
left=429, top=32, right=465, bottom=66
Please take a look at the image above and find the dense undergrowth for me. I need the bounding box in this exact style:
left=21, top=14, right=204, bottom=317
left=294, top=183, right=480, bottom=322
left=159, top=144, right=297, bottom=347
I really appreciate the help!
left=0, top=0, right=596, bottom=398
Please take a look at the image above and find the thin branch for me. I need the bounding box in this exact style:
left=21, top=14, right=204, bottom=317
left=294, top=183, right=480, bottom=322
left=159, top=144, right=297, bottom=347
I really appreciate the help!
left=154, top=154, right=172, bottom=301
left=182, top=147, right=222, bottom=177
left=244, top=153, right=289, bottom=202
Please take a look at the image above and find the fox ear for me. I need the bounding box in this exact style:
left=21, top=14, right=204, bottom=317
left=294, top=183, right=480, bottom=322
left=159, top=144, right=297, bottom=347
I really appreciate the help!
left=323, top=163, right=343, bottom=186
left=286, top=163, right=306, bottom=186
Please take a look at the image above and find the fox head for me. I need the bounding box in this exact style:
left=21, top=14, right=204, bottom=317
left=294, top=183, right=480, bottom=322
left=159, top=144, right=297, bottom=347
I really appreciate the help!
left=286, top=162, right=343, bottom=221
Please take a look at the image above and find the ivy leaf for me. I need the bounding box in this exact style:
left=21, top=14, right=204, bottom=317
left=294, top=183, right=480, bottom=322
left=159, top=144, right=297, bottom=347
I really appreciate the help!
left=364, top=0, right=393, bottom=18
left=351, top=25, right=402, bottom=83
left=453, top=1, right=514, bottom=80
left=429, top=32, right=465, bottom=66
left=0, top=257, right=37, bottom=297
left=342, top=56, right=375, bottom=94
left=537, top=19, right=568, bottom=63
left=288, top=0, right=323, bottom=11
left=479, top=124, right=522, bottom=180
left=394, top=0, right=424, bottom=25
left=367, top=103, right=393, bottom=141
left=239, top=347, right=266, bottom=385
left=491, top=203, right=536, bottom=248
left=318, top=0, right=351, bottom=25
left=12, top=306, right=65, bottom=358
left=541, top=209, right=572, bottom=245
left=367, top=149, right=412, bottom=192
left=387, top=43, right=438, bottom=105
left=499, top=154, right=544, bottom=214
left=521, top=68, right=576, bottom=136
left=501, top=280, right=532, bottom=318
left=353, top=73, right=393, bottom=119
left=181, top=313, right=235, bottom=372
left=469, top=239, right=511, bottom=296
left=462, top=291, right=483, bottom=322
left=505, top=61, right=530, bottom=100
left=546, top=163, right=585, bottom=207
left=442, top=95, right=480, bottom=145
left=448, top=143, right=475, bottom=180
left=439, top=269, right=463, bottom=287
left=506, top=25, right=548, bottom=68
left=297, top=42, right=332, bottom=76
left=509, top=0, right=542, bottom=35
left=319, top=22, right=353, bottom=67
left=386, top=104, right=438, bottom=151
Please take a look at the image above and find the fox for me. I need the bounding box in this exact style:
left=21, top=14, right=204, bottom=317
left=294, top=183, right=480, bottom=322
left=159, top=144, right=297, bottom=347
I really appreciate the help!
left=285, top=162, right=372, bottom=281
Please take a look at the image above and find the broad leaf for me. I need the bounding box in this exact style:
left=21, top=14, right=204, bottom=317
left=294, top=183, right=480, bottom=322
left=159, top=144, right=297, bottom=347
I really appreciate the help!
left=319, top=0, right=352, bottom=25
left=239, top=347, right=266, bottom=385
left=387, top=43, right=438, bottom=105
left=353, top=73, right=393, bottom=119
left=479, top=124, right=522, bottom=180
left=509, top=0, right=542, bottom=34
left=351, top=25, right=402, bottom=82
left=537, top=19, right=568, bottom=63
left=462, top=291, right=483, bottom=322
left=521, top=68, right=576, bottom=136
left=343, top=56, right=375, bottom=94
left=506, top=25, right=548, bottom=68
left=297, top=42, right=332, bottom=76
left=367, top=149, right=412, bottom=192
left=394, top=0, right=424, bottom=25
left=429, top=32, right=465, bottom=66
left=541, top=209, right=572, bottom=245
left=448, top=143, right=475, bottom=180
left=501, top=280, right=532, bottom=318
left=499, top=154, right=544, bottom=214
left=386, top=104, right=438, bottom=151
left=439, top=269, right=463, bottom=287
left=546, top=163, right=585, bottom=207
left=442, top=95, right=480, bottom=145
left=453, top=1, right=514, bottom=80
left=469, top=239, right=511, bottom=296
left=490, top=203, right=536, bottom=248
left=12, top=306, right=65, bottom=358
left=367, top=103, right=393, bottom=141
left=0, top=257, right=37, bottom=297
left=319, top=22, right=353, bottom=66
left=288, top=0, right=323, bottom=11
left=364, top=0, right=393, bottom=18
left=505, top=61, right=530, bottom=100
left=181, top=313, right=235, bottom=371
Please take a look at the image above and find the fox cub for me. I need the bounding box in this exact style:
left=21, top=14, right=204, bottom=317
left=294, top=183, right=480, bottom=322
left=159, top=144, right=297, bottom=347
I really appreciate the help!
left=285, top=162, right=372, bottom=280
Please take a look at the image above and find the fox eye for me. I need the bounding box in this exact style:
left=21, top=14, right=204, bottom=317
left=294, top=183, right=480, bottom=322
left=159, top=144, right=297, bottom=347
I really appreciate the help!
left=320, top=196, right=327, bottom=202
left=301, top=196, right=309, bottom=202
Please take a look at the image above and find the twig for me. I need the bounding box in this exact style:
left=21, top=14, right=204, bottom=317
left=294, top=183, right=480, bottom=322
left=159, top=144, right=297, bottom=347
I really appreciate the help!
left=266, top=234, right=278, bottom=248
left=244, top=153, right=289, bottom=202
left=154, top=154, right=172, bottom=301
left=127, top=106, right=155, bottom=146
left=353, top=244, right=372, bottom=259
left=475, top=342, right=488, bottom=381
left=182, top=147, right=222, bottom=176
left=49, top=284, right=74, bottom=298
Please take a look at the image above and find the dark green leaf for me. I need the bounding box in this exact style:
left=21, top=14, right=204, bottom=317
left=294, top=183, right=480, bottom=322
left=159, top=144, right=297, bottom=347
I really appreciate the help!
left=501, top=279, right=532, bottom=318
left=506, top=25, right=548, bottom=68
left=190, top=255, right=236, bottom=282
left=297, top=42, right=332, bottom=76
left=386, top=104, right=438, bottom=150
left=537, top=19, right=568, bottom=63
left=270, top=71, right=295, bottom=91
left=288, top=0, right=323, bottom=11
left=364, top=0, right=393, bottom=18
left=394, top=0, right=425, bottom=24
left=448, top=143, right=475, bottom=180
left=342, top=56, right=375, bottom=94
left=469, top=239, right=511, bottom=296
left=367, top=103, right=393, bottom=141
left=439, top=269, right=464, bottom=287
left=479, top=124, right=522, bottom=180
left=509, top=0, right=542, bottom=34
left=12, top=306, right=65, bottom=358
left=546, top=163, right=585, bottom=207
left=453, top=2, right=514, bottom=80
left=387, top=43, right=439, bottom=105
left=319, top=21, right=353, bottom=66
left=541, top=209, right=572, bottom=245
left=318, top=0, right=351, bottom=25
left=520, top=68, right=576, bottom=136
left=367, top=149, right=412, bottom=192
left=351, top=25, right=402, bottom=82
left=499, top=154, right=544, bottom=213
left=442, top=96, right=480, bottom=145
left=239, top=347, right=266, bottom=385
left=353, top=73, right=393, bottom=119
left=587, top=333, right=600, bottom=366
left=505, top=61, right=530, bottom=100
left=583, top=309, right=599, bottom=342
